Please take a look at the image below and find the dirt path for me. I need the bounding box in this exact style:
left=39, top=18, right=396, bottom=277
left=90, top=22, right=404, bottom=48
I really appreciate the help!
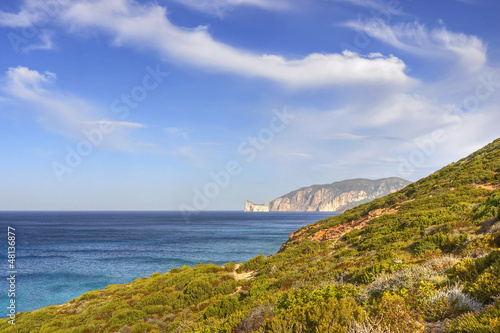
left=231, top=264, right=257, bottom=281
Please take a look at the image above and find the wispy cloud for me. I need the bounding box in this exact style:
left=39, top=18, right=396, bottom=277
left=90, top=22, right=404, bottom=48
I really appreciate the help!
left=281, top=152, right=311, bottom=158
left=165, top=127, right=190, bottom=139
left=454, top=0, right=482, bottom=4
left=136, top=142, right=158, bottom=147
left=333, top=0, right=402, bottom=12
left=344, top=20, right=487, bottom=71
left=172, top=0, right=290, bottom=16
left=87, top=120, right=145, bottom=129
left=1, top=66, right=145, bottom=151
left=0, top=0, right=414, bottom=88
left=193, top=142, right=225, bottom=146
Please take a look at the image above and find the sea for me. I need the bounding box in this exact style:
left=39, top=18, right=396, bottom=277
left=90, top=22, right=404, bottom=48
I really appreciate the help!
left=0, top=211, right=334, bottom=314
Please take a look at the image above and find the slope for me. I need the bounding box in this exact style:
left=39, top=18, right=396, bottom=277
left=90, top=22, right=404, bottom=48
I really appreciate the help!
left=1, top=138, right=500, bottom=333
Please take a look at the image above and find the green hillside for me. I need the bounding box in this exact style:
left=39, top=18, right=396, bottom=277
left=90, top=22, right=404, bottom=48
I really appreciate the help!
left=2, top=138, right=500, bottom=333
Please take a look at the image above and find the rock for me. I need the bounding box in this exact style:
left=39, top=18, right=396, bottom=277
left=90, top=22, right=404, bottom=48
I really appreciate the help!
left=244, top=178, right=411, bottom=212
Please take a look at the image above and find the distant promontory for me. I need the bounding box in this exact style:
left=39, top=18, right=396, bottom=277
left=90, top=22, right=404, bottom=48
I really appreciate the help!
left=244, top=177, right=411, bottom=212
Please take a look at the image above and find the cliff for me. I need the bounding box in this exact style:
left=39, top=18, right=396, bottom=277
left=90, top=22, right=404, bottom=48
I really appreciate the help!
left=244, top=177, right=411, bottom=212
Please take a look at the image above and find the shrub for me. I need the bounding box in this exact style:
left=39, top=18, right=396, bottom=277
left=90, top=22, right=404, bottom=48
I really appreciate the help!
left=235, top=304, right=273, bottom=332
left=214, top=279, right=238, bottom=295
left=348, top=317, right=392, bottom=333
left=412, top=240, right=439, bottom=255
left=446, top=298, right=500, bottom=332
left=338, top=248, right=359, bottom=258
left=412, top=233, right=468, bottom=255
left=448, top=250, right=500, bottom=303
left=262, top=297, right=366, bottom=333
left=131, top=322, right=156, bottom=333
left=276, top=284, right=360, bottom=311
left=108, top=309, right=147, bottom=329
left=343, top=229, right=363, bottom=243
left=134, top=293, right=171, bottom=308
left=225, top=262, right=236, bottom=272
left=465, top=263, right=500, bottom=303
left=75, top=290, right=101, bottom=302
left=370, top=294, right=424, bottom=333
left=473, top=193, right=500, bottom=223
left=429, top=284, right=483, bottom=312
left=182, top=279, right=214, bottom=304
left=239, top=254, right=266, bottom=272
left=421, top=283, right=484, bottom=321
left=203, top=296, right=241, bottom=319
left=426, top=255, right=460, bottom=273
left=142, top=305, right=171, bottom=315
left=462, top=235, right=496, bottom=256
left=366, top=265, right=445, bottom=299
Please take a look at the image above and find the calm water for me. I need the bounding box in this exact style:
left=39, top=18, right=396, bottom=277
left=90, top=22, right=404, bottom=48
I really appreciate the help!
left=0, top=211, right=334, bottom=314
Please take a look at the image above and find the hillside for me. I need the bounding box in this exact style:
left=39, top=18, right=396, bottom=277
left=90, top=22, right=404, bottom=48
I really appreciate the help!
left=2, top=138, right=500, bottom=333
left=244, top=177, right=410, bottom=212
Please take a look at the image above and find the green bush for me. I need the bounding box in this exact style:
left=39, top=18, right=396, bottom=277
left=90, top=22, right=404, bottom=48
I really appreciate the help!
left=108, top=309, right=147, bottom=329
left=446, top=299, right=500, bottom=332
left=412, top=233, right=468, bottom=255
left=448, top=250, right=500, bottom=302
left=182, top=279, right=214, bottom=304
left=262, top=297, right=366, bottom=333
left=214, top=279, right=238, bottom=295
left=225, top=262, right=236, bottom=272
left=134, top=293, right=171, bottom=308
left=343, top=229, right=363, bottom=242
left=473, top=193, right=500, bottom=223
left=203, top=296, right=241, bottom=319
left=240, top=254, right=266, bottom=272
left=131, top=322, right=156, bottom=333
left=370, top=293, right=425, bottom=332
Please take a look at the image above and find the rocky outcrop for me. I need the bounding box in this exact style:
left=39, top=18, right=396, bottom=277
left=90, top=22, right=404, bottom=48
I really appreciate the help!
left=244, top=201, right=270, bottom=212
left=244, top=178, right=411, bottom=213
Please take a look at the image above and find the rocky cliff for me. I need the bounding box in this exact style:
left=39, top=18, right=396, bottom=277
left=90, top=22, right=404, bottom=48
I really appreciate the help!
left=244, top=177, right=411, bottom=212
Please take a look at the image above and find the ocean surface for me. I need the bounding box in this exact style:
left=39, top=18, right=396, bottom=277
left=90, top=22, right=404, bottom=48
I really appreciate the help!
left=0, top=211, right=334, bottom=314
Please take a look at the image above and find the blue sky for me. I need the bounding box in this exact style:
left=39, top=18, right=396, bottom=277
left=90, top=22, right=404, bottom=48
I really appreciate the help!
left=0, top=0, right=499, bottom=210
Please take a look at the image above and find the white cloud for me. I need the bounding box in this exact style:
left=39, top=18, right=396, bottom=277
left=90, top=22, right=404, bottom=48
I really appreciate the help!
left=344, top=20, right=487, bottom=71
left=454, top=0, right=482, bottom=4
left=0, top=0, right=414, bottom=88
left=193, top=142, right=225, bottom=146
left=172, top=0, right=290, bottom=16
left=136, top=142, right=158, bottom=147
left=249, top=63, right=500, bottom=182
left=0, top=7, right=37, bottom=28
left=282, top=152, right=311, bottom=158
left=1, top=66, right=145, bottom=151
left=165, top=127, right=190, bottom=139
left=5, top=66, right=56, bottom=95
left=87, top=120, right=145, bottom=128
left=334, top=0, right=402, bottom=13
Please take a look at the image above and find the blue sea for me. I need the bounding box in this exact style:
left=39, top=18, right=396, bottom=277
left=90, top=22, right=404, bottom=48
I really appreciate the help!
left=0, top=211, right=334, bottom=314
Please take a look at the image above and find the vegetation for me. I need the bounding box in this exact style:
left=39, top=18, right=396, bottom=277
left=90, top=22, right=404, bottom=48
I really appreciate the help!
left=2, top=138, right=500, bottom=332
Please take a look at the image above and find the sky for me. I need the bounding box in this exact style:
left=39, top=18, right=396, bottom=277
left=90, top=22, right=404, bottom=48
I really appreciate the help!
left=0, top=0, right=499, bottom=211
